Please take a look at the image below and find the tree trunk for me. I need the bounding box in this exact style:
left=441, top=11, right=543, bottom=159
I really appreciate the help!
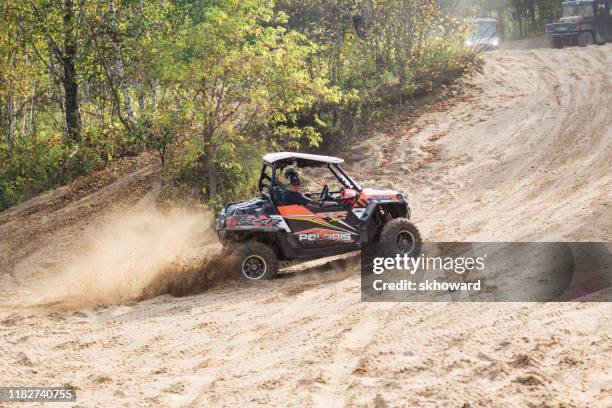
left=21, top=47, right=29, bottom=137
left=527, top=0, right=537, bottom=31
left=29, top=86, right=35, bottom=134
left=21, top=98, right=27, bottom=137
left=47, top=55, right=66, bottom=132
left=62, top=0, right=82, bottom=143
left=206, top=136, right=217, bottom=201
left=138, top=88, right=145, bottom=112
left=208, top=155, right=217, bottom=201
left=108, top=0, right=136, bottom=129
left=208, top=166, right=217, bottom=201
left=151, top=79, right=159, bottom=122
left=497, top=8, right=505, bottom=41
left=8, top=97, right=16, bottom=147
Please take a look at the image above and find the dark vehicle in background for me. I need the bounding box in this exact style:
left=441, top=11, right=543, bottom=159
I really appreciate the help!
left=546, top=0, right=612, bottom=48
left=466, top=17, right=500, bottom=49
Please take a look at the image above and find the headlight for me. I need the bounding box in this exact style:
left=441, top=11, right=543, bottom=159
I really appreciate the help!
left=492, top=38, right=499, bottom=46
left=466, top=39, right=473, bottom=47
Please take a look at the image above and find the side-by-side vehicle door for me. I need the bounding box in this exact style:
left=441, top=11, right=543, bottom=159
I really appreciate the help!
left=277, top=203, right=360, bottom=249
left=273, top=163, right=362, bottom=250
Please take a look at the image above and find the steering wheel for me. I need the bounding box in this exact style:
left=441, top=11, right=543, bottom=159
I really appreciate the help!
left=320, top=185, right=330, bottom=200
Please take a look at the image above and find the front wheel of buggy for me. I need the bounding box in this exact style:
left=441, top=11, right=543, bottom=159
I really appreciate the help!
left=232, top=241, right=279, bottom=281
left=378, top=218, right=422, bottom=258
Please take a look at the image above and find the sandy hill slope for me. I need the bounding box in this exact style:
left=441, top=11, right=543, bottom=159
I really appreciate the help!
left=0, top=154, right=160, bottom=276
left=0, top=45, right=611, bottom=407
left=351, top=46, right=612, bottom=242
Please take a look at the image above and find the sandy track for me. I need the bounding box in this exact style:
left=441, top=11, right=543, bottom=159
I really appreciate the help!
left=352, top=45, right=612, bottom=241
left=1, top=46, right=611, bottom=407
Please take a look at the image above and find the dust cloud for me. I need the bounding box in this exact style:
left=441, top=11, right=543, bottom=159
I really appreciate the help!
left=5, top=208, right=227, bottom=310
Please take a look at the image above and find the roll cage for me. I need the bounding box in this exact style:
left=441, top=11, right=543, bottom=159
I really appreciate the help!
left=258, top=160, right=362, bottom=205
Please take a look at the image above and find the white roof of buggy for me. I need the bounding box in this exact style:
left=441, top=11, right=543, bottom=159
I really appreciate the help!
left=263, top=152, right=344, bottom=165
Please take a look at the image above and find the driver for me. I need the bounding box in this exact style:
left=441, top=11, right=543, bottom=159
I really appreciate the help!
left=280, top=168, right=312, bottom=206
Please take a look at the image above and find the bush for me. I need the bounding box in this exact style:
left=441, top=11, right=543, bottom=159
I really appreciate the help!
left=1, top=133, right=69, bottom=210
left=167, top=130, right=265, bottom=210
left=0, top=122, right=149, bottom=211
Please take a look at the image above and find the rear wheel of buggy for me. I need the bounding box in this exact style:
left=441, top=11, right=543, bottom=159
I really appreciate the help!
left=577, top=32, right=593, bottom=47
left=377, top=218, right=422, bottom=259
left=231, top=241, right=279, bottom=281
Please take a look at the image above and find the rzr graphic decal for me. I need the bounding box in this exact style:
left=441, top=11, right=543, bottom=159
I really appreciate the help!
left=226, top=214, right=290, bottom=232
left=354, top=189, right=401, bottom=208
left=286, top=215, right=356, bottom=234
left=316, top=212, right=358, bottom=233
left=278, top=205, right=358, bottom=243
left=355, top=197, right=369, bottom=208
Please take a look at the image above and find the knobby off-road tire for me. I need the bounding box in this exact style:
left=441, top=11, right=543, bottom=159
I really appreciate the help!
left=578, top=32, right=593, bottom=47
left=377, top=218, right=422, bottom=259
left=231, top=241, right=279, bottom=281
left=551, top=38, right=564, bottom=49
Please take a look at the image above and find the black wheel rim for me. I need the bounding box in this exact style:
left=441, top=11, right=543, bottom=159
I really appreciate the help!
left=241, top=255, right=267, bottom=280
left=395, top=230, right=416, bottom=255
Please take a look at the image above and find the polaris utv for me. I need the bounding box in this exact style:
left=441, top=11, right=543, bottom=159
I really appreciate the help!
left=546, top=0, right=612, bottom=48
left=216, top=152, right=422, bottom=281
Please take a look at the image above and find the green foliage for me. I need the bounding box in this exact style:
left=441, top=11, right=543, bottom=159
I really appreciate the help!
left=169, top=130, right=265, bottom=209
left=0, top=134, right=68, bottom=210
left=278, top=0, right=479, bottom=150
left=0, top=124, right=145, bottom=209
left=150, top=0, right=339, bottom=205
left=0, top=0, right=480, bottom=211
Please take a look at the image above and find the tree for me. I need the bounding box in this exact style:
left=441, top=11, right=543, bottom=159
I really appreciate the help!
left=154, top=0, right=338, bottom=203
left=4, top=0, right=84, bottom=142
left=0, top=0, right=479, bottom=211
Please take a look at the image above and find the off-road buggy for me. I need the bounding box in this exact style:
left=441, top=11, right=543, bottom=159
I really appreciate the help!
left=215, top=152, right=422, bottom=281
